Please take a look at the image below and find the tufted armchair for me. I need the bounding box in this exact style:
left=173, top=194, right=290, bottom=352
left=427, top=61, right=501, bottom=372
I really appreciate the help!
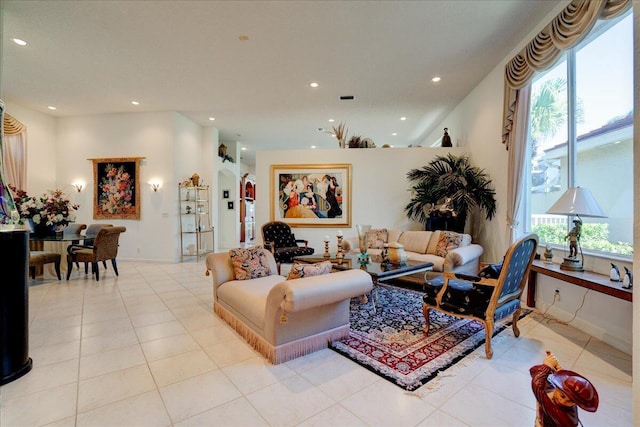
left=261, top=221, right=314, bottom=271
left=422, top=234, right=538, bottom=359
left=66, top=226, right=126, bottom=281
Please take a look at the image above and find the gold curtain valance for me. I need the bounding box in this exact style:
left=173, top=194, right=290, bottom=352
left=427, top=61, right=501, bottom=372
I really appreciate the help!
left=502, top=0, right=631, bottom=148
left=3, top=113, right=27, bottom=135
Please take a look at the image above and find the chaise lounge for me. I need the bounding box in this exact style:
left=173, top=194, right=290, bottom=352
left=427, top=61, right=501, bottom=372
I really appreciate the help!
left=206, top=248, right=373, bottom=364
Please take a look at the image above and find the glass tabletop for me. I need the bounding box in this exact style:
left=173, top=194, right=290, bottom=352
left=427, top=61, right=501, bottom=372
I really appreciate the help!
left=29, top=233, right=86, bottom=242
left=293, top=253, right=433, bottom=280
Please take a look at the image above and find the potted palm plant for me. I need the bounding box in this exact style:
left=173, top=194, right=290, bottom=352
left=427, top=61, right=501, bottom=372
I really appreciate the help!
left=404, top=154, right=497, bottom=233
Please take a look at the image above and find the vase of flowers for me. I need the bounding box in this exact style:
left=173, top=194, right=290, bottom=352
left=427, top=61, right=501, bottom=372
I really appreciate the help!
left=10, top=187, right=79, bottom=236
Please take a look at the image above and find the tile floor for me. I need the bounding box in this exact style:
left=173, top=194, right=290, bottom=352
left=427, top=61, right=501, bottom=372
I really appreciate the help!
left=0, top=260, right=632, bottom=427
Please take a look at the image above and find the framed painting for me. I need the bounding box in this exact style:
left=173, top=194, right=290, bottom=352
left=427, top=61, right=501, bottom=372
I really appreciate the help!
left=90, top=157, right=144, bottom=220
left=270, top=163, right=351, bottom=227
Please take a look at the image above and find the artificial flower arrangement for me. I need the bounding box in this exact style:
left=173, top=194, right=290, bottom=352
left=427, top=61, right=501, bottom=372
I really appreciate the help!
left=10, top=186, right=79, bottom=230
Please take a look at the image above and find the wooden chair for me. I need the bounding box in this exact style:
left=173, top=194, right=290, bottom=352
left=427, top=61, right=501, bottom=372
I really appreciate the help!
left=261, top=221, right=314, bottom=272
left=422, top=234, right=538, bottom=359
left=66, top=226, right=126, bottom=281
left=29, top=251, right=61, bottom=280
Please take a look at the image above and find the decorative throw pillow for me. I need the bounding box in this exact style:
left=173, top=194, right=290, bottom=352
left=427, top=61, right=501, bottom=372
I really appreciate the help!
left=229, top=246, right=272, bottom=280
left=365, top=228, right=388, bottom=249
left=286, top=261, right=333, bottom=280
left=435, top=231, right=463, bottom=258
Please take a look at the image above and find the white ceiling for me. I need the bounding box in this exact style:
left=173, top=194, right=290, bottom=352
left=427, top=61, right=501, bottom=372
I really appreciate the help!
left=2, top=0, right=560, bottom=165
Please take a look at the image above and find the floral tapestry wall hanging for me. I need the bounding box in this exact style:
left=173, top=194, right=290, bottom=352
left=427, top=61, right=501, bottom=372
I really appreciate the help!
left=90, top=157, right=144, bottom=220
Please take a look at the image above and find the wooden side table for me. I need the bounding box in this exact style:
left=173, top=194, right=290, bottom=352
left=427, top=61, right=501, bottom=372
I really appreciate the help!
left=527, top=259, right=632, bottom=307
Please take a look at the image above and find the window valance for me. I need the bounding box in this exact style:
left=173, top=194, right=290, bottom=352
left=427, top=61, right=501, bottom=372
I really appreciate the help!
left=3, top=113, right=26, bottom=135
left=502, top=0, right=631, bottom=149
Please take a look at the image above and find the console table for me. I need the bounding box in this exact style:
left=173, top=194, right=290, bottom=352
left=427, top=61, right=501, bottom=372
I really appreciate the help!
left=527, top=259, right=632, bottom=307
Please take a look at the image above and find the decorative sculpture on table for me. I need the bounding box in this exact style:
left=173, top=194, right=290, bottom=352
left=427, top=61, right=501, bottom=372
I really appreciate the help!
left=609, top=263, right=621, bottom=282
left=543, top=245, right=553, bottom=264
left=356, top=224, right=371, bottom=263
left=622, top=266, right=633, bottom=289
left=530, top=351, right=599, bottom=427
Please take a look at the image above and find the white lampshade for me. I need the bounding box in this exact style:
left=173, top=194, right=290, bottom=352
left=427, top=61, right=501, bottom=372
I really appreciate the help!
left=546, top=187, right=607, bottom=218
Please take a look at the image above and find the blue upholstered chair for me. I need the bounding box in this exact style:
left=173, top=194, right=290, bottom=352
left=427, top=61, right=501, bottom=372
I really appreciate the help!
left=422, top=234, right=538, bottom=359
left=261, top=221, right=314, bottom=271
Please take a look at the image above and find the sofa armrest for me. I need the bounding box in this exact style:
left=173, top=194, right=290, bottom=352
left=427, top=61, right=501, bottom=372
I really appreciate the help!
left=267, top=269, right=373, bottom=314
left=444, top=244, right=484, bottom=271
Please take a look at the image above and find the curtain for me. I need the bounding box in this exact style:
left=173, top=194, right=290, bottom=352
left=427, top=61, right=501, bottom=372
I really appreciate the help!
left=502, top=0, right=632, bottom=149
left=505, top=85, right=531, bottom=243
left=2, top=113, right=27, bottom=190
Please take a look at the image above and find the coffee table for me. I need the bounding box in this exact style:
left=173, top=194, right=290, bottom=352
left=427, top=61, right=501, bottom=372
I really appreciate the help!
left=293, top=253, right=434, bottom=308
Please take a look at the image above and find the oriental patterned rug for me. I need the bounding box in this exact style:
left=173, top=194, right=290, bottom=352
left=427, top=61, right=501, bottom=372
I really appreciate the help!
left=330, top=283, right=529, bottom=391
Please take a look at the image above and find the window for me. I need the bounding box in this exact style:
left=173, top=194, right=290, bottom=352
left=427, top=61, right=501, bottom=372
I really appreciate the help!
left=526, top=12, right=633, bottom=257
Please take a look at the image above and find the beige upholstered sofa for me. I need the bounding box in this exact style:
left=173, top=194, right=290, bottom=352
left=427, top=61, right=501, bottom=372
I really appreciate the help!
left=345, top=229, right=483, bottom=275
left=205, top=250, right=373, bottom=364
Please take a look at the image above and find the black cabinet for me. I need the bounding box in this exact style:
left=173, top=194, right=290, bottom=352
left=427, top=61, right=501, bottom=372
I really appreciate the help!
left=1, top=230, right=32, bottom=385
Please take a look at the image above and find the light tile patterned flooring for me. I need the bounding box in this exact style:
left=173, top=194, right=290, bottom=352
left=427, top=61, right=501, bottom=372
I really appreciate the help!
left=0, top=260, right=632, bottom=426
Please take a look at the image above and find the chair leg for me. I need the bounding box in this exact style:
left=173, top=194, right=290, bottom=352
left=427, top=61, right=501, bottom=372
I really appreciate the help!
left=512, top=308, right=522, bottom=337
left=103, top=260, right=108, bottom=269
left=54, top=260, right=61, bottom=281
left=422, top=305, right=431, bottom=334
left=29, top=266, right=36, bottom=280
left=66, top=259, right=74, bottom=280
left=483, top=319, right=495, bottom=359
left=111, top=259, right=119, bottom=276
left=93, top=262, right=99, bottom=281
left=85, top=262, right=89, bottom=274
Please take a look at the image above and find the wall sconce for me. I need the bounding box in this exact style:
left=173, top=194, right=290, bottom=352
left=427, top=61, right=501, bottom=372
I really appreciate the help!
left=149, top=181, right=161, bottom=192
left=72, top=182, right=84, bottom=192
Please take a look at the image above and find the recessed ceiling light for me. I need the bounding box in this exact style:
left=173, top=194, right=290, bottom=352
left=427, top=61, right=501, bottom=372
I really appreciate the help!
left=392, top=133, right=397, bottom=136
left=209, top=117, right=215, bottom=121
left=311, top=145, right=316, bottom=149
left=47, top=106, right=57, bottom=110
left=131, top=101, right=140, bottom=105
left=400, top=117, right=407, bottom=121
left=12, top=38, right=27, bottom=46
left=309, top=82, right=319, bottom=88
left=241, top=147, right=247, bottom=151
left=432, top=76, right=441, bottom=82
left=390, top=145, right=395, bottom=148
left=328, top=119, right=335, bottom=123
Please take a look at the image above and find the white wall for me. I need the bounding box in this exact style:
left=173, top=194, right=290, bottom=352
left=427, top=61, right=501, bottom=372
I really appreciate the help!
left=255, top=147, right=467, bottom=251
left=56, top=112, right=179, bottom=262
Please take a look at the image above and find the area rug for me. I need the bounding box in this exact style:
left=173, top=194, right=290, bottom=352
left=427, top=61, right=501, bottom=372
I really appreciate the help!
left=330, top=283, right=529, bottom=391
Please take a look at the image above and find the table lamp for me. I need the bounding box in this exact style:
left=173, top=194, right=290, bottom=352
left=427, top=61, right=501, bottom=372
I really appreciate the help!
left=546, top=187, right=606, bottom=271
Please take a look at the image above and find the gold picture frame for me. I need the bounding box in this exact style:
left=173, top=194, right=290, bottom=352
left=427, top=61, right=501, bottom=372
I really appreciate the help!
left=90, top=157, right=144, bottom=220
left=270, top=163, right=351, bottom=227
